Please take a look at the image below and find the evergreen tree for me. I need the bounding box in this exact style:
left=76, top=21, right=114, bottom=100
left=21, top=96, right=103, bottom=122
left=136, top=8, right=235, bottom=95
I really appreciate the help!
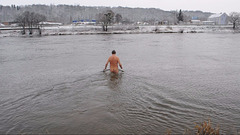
left=177, top=9, right=184, bottom=23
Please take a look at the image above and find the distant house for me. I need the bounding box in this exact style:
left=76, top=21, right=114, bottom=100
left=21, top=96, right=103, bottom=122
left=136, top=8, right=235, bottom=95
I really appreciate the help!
left=158, top=21, right=169, bottom=25
left=136, top=22, right=149, bottom=25
left=0, top=23, right=5, bottom=27
left=2, top=22, right=16, bottom=26
left=190, top=20, right=201, bottom=25
left=73, top=20, right=96, bottom=25
left=202, top=21, right=215, bottom=25
left=39, top=22, right=63, bottom=26
left=2, top=22, right=10, bottom=26
left=192, top=16, right=199, bottom=20
left=208, top=13, right=228, bottom=25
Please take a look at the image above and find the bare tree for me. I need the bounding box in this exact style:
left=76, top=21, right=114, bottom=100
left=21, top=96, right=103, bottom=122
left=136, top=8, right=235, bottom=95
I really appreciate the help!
left=229, top=12, right=240, bottom=29
left=15, top=14, right=26, bottom=34
left=97, top=10, right=115, bottom=31
left=15, top=11, right=46, bottom=35
left=34, top=13, right=46, bottom=35
left=28, top=12, right=35, bottom=34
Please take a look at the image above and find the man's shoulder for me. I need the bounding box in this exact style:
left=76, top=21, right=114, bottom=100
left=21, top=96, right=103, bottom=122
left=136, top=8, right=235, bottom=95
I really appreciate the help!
left=110, top=55, right=119, bottom=58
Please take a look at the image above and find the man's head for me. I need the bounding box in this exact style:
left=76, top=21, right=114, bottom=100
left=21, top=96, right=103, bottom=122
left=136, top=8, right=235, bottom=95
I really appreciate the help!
left=112, top=50, right=116, bottom=54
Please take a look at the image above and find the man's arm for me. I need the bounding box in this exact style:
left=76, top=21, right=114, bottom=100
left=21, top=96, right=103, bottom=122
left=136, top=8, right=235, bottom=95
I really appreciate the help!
left=104, top=58, right=110, bottom=70
left=118, top=58, right=123, bottom=69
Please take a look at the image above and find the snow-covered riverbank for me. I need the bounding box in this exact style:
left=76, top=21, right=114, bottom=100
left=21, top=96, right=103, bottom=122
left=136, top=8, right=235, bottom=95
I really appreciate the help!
left=0, top=25, right=239, bottom=38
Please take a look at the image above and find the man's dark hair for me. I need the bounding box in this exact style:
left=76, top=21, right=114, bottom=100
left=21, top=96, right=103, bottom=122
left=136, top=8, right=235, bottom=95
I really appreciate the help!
left=112, top=50, right=116, bottom=54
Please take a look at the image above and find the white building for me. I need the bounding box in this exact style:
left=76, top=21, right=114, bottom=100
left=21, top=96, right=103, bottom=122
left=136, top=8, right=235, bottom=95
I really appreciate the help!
left=39, top=22, right=63, bottom=26
left=208, top=13, right=228, bottom=25
left=190, top=20, right=201, bottom=25
left=202, top=21, right=215, bottom=25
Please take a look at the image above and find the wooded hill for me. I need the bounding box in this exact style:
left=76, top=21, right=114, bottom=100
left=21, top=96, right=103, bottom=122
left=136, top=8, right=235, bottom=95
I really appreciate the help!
left=0, top=4, right=212, bottom=24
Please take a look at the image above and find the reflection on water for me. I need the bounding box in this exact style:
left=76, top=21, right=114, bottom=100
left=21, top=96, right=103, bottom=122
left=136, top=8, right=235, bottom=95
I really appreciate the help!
left=0, top=34, right=240, bottom=134
left=104, top=72, right=123, bottom=90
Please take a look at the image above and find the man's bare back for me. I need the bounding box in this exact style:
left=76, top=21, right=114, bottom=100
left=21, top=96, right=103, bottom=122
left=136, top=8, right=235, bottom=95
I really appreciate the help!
left=104, top=50, right=123, bottom=73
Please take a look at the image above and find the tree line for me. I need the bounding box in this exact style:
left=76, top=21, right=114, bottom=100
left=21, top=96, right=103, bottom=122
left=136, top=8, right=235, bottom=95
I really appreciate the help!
left=0, top=5, right=212, bottom=25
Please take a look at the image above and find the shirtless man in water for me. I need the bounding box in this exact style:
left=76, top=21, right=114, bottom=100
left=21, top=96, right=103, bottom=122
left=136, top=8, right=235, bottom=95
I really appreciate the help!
left=104, top=50, right=123, bottom=73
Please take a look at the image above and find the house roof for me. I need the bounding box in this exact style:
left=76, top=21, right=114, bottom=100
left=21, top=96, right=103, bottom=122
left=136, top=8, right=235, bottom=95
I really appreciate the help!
left=208, top=13, right=226, bottom=18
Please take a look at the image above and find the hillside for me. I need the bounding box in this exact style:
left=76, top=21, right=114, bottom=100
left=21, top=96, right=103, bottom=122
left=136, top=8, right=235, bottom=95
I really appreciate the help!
left=0, top=5, right=212, bottom=24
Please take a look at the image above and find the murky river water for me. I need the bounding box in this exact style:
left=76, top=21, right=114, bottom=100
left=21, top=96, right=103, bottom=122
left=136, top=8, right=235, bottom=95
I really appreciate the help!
left=0, top=33, right=240, bottom=134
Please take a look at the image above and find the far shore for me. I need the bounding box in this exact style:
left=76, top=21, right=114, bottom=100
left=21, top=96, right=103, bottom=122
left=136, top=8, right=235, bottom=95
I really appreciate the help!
left=0, top=25, right=239, bottom=38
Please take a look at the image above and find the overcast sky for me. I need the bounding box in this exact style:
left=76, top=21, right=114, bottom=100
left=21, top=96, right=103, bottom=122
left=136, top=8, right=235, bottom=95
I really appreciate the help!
left=1, top=0, right=239, bottom=14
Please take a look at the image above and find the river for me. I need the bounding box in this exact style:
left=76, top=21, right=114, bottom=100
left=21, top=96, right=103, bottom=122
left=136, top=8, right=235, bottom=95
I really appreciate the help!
left=0, top=33, right=240, bottom=134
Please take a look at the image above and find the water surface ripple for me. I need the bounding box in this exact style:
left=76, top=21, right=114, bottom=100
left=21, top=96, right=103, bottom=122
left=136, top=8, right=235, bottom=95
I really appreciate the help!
left=0, top=34, right=240, bottom=134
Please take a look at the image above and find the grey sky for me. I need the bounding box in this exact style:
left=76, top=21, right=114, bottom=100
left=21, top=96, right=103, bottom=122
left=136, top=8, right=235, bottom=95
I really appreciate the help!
left=1, top=0, right=239, bottom=14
